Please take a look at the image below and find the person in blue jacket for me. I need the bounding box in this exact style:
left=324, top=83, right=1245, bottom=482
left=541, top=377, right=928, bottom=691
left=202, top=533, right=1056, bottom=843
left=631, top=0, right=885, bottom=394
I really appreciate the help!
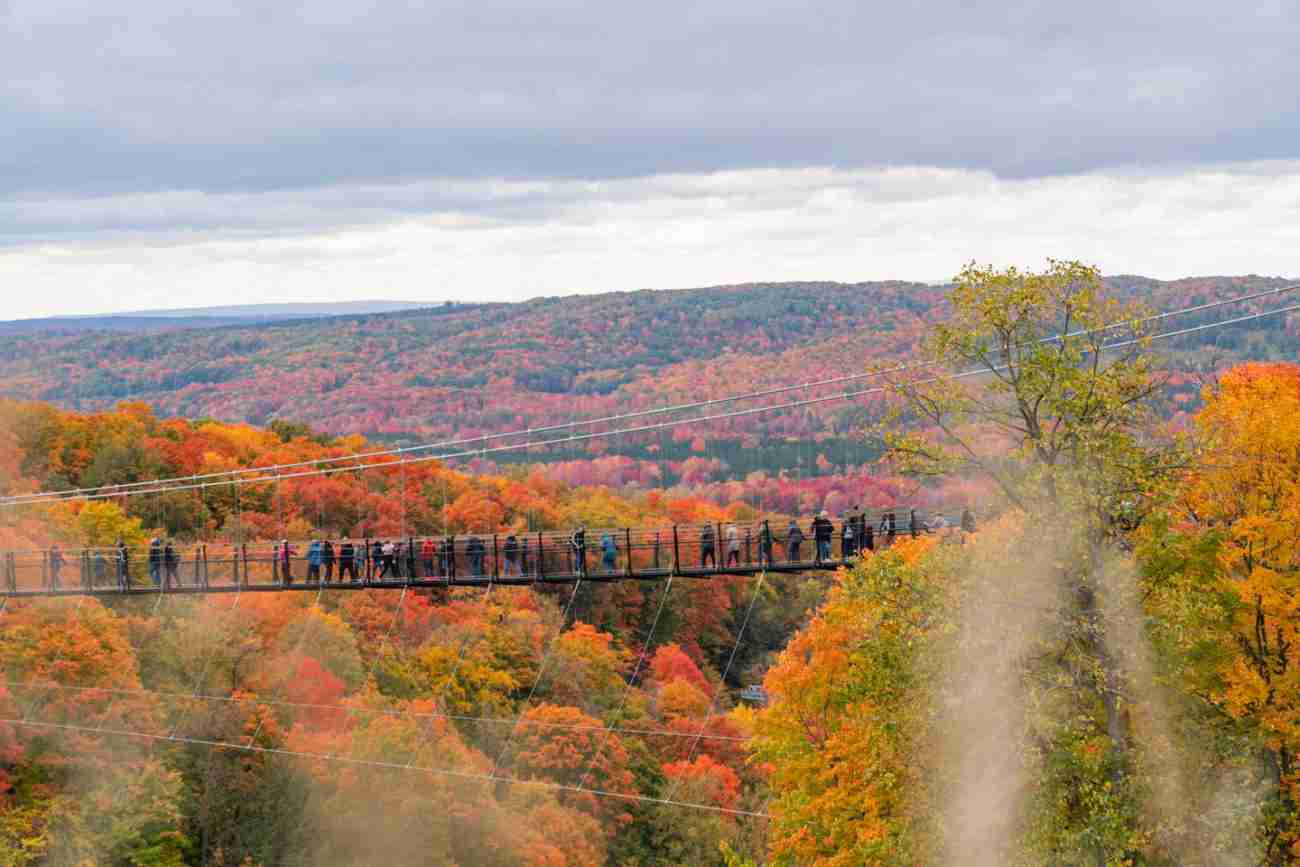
left=601, top=532, right=618, bottom=573
left=306, top=539, right=323, bottom=582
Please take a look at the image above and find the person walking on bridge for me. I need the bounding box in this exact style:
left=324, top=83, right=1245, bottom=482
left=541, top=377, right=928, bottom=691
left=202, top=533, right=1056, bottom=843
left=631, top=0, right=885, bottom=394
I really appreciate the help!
left=421, top=537, right=435, bottom=577
left=323, top=539, right=336, bottom=582
left=786, top=519, right=804, bottom=563
left=163, top=539, right=179, bottom=587
left=570, top=527, right=587, bottom=576
left=48, top=543, right=64, bottom=589
left=504, top=534, right=520, bottom=577
left=440, top=536, right=454, bottom=577
left=339, top=537, right=356, bottom=582
left=758, top=521, right=774, bottom=567
left=307, top=539, right=322, bottom=582
left=813, top=511, right=833, bottom=563
left=92, top=550, right=107, bottom=587
left=466, top=536, right=485, bottom=577
left=725, top=524, right=741, bottom=567
left=116, top=538, right=130, bottom=590
left=601, top=532, right=618, bottom=574
left=148, top=537, right=163, bottom=587
left=700, top=523, right=716, bottom=568
left=280, top=539, right=295, bottom=585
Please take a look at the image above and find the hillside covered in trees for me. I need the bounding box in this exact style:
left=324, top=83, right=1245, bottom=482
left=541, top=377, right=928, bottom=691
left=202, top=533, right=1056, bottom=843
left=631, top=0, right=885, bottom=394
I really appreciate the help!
left=3, top=264, right=1300, bottom=865
left=0, top=277, right=1294, bottom=460
left=0, top=398, right=827, bottom=866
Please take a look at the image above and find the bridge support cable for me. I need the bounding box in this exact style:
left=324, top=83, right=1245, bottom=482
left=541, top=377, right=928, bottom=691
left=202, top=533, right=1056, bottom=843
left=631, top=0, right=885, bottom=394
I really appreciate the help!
left=664, top=571, right=767, bottom=804
left=90, top=571, right=170, bottom=739
left=575, top=573, right=676, bottom=793
left=243, top=578, right=328, bottom=749
left=486, top=572, right=589, bottom=781
left=2, top=677, right=754, bottom=747
left=402, top=571, right=500, bottom=770
left=167, top=579, right=245, bottom=741
left=317, top=582, right=411, bottom=750
left=6, top=295, right=1299, bottom=513
left=0, top=715, right=772, bottom=819
left=14, top=594, right=90, bottom=724
left=4, top=285, right=1297, bottom=510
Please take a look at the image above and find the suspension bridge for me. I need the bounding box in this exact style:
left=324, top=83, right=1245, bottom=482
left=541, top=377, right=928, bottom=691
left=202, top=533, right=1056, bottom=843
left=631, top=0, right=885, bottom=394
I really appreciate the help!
left=1, top=286, right=1296, bottom=826
left=1, top=510, right=941, bottom=598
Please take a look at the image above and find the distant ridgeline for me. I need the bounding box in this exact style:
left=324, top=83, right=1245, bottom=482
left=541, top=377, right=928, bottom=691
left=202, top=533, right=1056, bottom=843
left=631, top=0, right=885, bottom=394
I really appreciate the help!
left=0, top=277, right=1293, bottom=485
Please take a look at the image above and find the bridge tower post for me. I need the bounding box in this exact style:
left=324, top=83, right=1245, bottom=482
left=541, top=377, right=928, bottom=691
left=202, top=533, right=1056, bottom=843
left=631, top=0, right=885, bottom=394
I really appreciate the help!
left=672, top=526, right=680, bottom=576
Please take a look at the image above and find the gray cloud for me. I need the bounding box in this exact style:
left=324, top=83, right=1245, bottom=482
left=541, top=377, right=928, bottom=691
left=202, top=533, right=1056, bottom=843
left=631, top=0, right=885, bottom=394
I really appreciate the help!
left=3, top=0, right=1299, bottom=210
left=2, top=162, right=1298, bottom=320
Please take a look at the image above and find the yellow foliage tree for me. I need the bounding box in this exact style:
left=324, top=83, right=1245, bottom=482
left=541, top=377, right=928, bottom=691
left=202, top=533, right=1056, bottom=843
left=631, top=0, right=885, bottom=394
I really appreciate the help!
left=1144, top=363, right=1300, bottom=858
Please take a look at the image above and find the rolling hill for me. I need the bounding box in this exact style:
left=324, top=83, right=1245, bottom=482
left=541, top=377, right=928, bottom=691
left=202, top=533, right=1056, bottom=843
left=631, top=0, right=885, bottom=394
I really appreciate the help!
left=0, top=276, right=1294, bottom=460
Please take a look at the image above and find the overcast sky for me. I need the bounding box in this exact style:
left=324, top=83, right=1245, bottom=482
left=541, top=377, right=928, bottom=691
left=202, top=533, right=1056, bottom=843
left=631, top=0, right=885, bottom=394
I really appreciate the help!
left=2, top=0, right=1297, bottom=317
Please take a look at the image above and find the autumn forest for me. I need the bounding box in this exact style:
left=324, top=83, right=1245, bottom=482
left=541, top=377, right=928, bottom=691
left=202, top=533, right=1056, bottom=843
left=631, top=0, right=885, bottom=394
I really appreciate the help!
left=2, top=264, right=1300, bottom=865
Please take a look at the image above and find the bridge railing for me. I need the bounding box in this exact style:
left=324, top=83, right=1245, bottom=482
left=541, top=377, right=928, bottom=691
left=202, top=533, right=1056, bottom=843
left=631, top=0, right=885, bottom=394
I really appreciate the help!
left=1, top=508, right=962, bottom=595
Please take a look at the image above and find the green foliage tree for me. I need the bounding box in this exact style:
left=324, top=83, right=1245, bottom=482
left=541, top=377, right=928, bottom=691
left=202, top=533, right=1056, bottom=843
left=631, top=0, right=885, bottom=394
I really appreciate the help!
left=880, top=261, right=1189, bottom=861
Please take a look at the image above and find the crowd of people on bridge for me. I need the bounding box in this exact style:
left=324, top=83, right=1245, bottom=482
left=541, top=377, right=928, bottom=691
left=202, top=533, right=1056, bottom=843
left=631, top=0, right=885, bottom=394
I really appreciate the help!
left=13, top=506, right=977, bottom=592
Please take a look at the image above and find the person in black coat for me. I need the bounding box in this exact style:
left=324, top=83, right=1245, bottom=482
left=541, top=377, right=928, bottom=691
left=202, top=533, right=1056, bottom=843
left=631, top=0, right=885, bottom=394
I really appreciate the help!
left=570, top=527, right=587, bottom=576
left=699, top=524, right=716, bottom=568
left=116, top=538, right=130, bottom=589
left=467, top=536, right=485, bottom=577
left=812, top=512, right=833, bottom=563
left=338, top=537, right=356, bottom=582
left=148, top=538, right=163, bottom=586
left=322, top=539, right=336, bottom=582
left=503, top=534, right=520, bottom=576
left=440, top=537, right=455, bottom=578
left=163, top=540, right=179, bottom=587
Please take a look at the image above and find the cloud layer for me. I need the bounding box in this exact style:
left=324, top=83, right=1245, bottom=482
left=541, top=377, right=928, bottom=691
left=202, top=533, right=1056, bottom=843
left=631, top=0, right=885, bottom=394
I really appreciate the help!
left=2, top=1, right=1297, bottom=316
left=4, top=0, right=1299, bottom=199
left=3, top=162, right=1297, bottom=319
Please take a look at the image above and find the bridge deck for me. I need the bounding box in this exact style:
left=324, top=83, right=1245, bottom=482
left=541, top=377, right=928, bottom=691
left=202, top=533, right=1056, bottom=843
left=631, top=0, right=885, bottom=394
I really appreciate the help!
left=1, top=513, right=948, bottom=599
left=0, top=559, right=855, bottom=599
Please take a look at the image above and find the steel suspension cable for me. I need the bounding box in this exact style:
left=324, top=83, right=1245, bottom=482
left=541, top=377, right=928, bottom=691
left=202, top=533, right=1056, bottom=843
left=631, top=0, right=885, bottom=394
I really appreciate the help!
left=402, top=571, right=500, bottom=769
left=0, top=715, right=770, bottom=818
left=15, top=594, right=90, bottom=722
left=575, top=573, right=676, bottom=792
left=4, top=299, right=1298, bottom=510
left=486, top=572, right=588, bottom=780
left=7, top=284, right=1295, bottom=506
left=167, top=581, right=244, bottom=740
left=243, top=579, right=328, bottom=748
left=664, top=571, right=767, bottom=803
left=3, top=677, right=752, bottom=742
